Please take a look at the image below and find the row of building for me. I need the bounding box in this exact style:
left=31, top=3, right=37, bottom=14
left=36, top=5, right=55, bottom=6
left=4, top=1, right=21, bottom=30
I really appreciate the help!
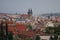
left=0, top=9, right=60, bottom=36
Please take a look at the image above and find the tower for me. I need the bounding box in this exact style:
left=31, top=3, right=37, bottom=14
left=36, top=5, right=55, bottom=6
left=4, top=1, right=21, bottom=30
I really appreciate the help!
left=28, top=9, right=33, bottom=17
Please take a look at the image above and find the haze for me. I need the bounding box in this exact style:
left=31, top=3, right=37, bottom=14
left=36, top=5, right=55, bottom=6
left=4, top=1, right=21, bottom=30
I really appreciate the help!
left=0, top=0, right=60, bottom=16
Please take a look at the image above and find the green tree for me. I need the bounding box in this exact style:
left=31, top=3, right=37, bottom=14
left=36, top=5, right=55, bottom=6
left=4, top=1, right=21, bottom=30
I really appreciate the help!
left=35, top=35, right=40, bottom=40
left=54, top=25, right=60, bottom=35
left=45, top=25, right=60, bottom=35
left=0, top=22, right=4, bottom=40
left=45, top=27, right=54, bottom=34
left=5, top=23, right=8, bottom=36
left=28, top=24, right=32, bottom=30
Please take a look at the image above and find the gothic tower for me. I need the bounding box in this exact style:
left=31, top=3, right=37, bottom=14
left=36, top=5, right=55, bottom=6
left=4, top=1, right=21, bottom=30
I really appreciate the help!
left=28, top=9, right=33, bottom=17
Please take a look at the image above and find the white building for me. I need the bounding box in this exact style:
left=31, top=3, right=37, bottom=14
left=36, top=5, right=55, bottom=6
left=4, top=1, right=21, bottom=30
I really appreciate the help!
left=45, top=21, right=54, bottom=27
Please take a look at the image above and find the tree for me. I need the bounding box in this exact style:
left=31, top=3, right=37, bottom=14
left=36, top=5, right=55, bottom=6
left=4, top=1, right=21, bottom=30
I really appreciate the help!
left=49, top=35, right=54, bottom=40
left=54, top=34, right=58, bottom=40
left=45, top=25, right=60, bottom=35
left=45, top=27, right=54, bottom=34
left=54, top=25, right=60, bottom=35
left=0, top=22, right=4, bottom=40
left=28, top=24, right=32, bottom=30
left=8, top=32, right=13, bottom=40
left=35, top=35, right=40, bottom=40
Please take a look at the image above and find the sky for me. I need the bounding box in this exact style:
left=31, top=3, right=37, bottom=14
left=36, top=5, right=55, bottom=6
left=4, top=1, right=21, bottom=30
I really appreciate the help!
left=0, top=0, right=60, bottom=16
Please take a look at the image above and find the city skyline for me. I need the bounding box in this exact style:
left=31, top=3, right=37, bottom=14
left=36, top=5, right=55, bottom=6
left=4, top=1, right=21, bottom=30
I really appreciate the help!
left=0, top=0, right=60, bottom=16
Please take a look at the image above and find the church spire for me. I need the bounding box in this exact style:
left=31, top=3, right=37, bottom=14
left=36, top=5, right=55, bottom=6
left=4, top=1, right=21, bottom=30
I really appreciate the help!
left=28, top=9, right=33, bottom=16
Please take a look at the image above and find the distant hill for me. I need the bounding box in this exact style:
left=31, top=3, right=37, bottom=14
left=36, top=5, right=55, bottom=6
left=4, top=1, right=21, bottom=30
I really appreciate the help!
left=41, top=13, right=60, bottom=17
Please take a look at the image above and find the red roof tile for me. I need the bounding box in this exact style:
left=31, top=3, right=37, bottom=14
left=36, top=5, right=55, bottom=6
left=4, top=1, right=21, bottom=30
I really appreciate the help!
left=8, top=25, right=14, bottom=32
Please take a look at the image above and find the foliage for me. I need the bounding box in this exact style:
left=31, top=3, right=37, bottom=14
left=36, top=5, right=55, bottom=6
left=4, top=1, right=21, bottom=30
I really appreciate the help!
left=0, top=31, right=3, bottom=35
left=54, top=25, right=60, bottom=35
left=45, top=27, right=54, bottom=34
left=35, top=35, right=40, bottom=40
left=45, top=25, right=60, bottom=35
left=28, top=24, right=32, bottom=29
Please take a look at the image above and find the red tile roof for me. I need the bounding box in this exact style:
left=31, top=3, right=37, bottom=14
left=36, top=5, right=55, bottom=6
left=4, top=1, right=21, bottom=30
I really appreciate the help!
left=21, top=14, right=28, bottom=16
left=16, top=23, right=26, bottom=31
left=8, top=25, right=14, bottom=32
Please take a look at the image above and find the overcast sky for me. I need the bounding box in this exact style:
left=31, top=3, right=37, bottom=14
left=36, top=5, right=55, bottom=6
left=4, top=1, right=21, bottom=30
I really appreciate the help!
left=0, top=0, right=60, bottom=16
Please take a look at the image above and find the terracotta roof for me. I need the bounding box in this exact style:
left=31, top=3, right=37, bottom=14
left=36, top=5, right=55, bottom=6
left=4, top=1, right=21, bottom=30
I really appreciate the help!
left=21, top=14, right=28, bottom=16
left=16, top=23, right=26, bottom=31
left=25, top=31, right=34, bottom=37
left=8, top=26, right=14, bottom=32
